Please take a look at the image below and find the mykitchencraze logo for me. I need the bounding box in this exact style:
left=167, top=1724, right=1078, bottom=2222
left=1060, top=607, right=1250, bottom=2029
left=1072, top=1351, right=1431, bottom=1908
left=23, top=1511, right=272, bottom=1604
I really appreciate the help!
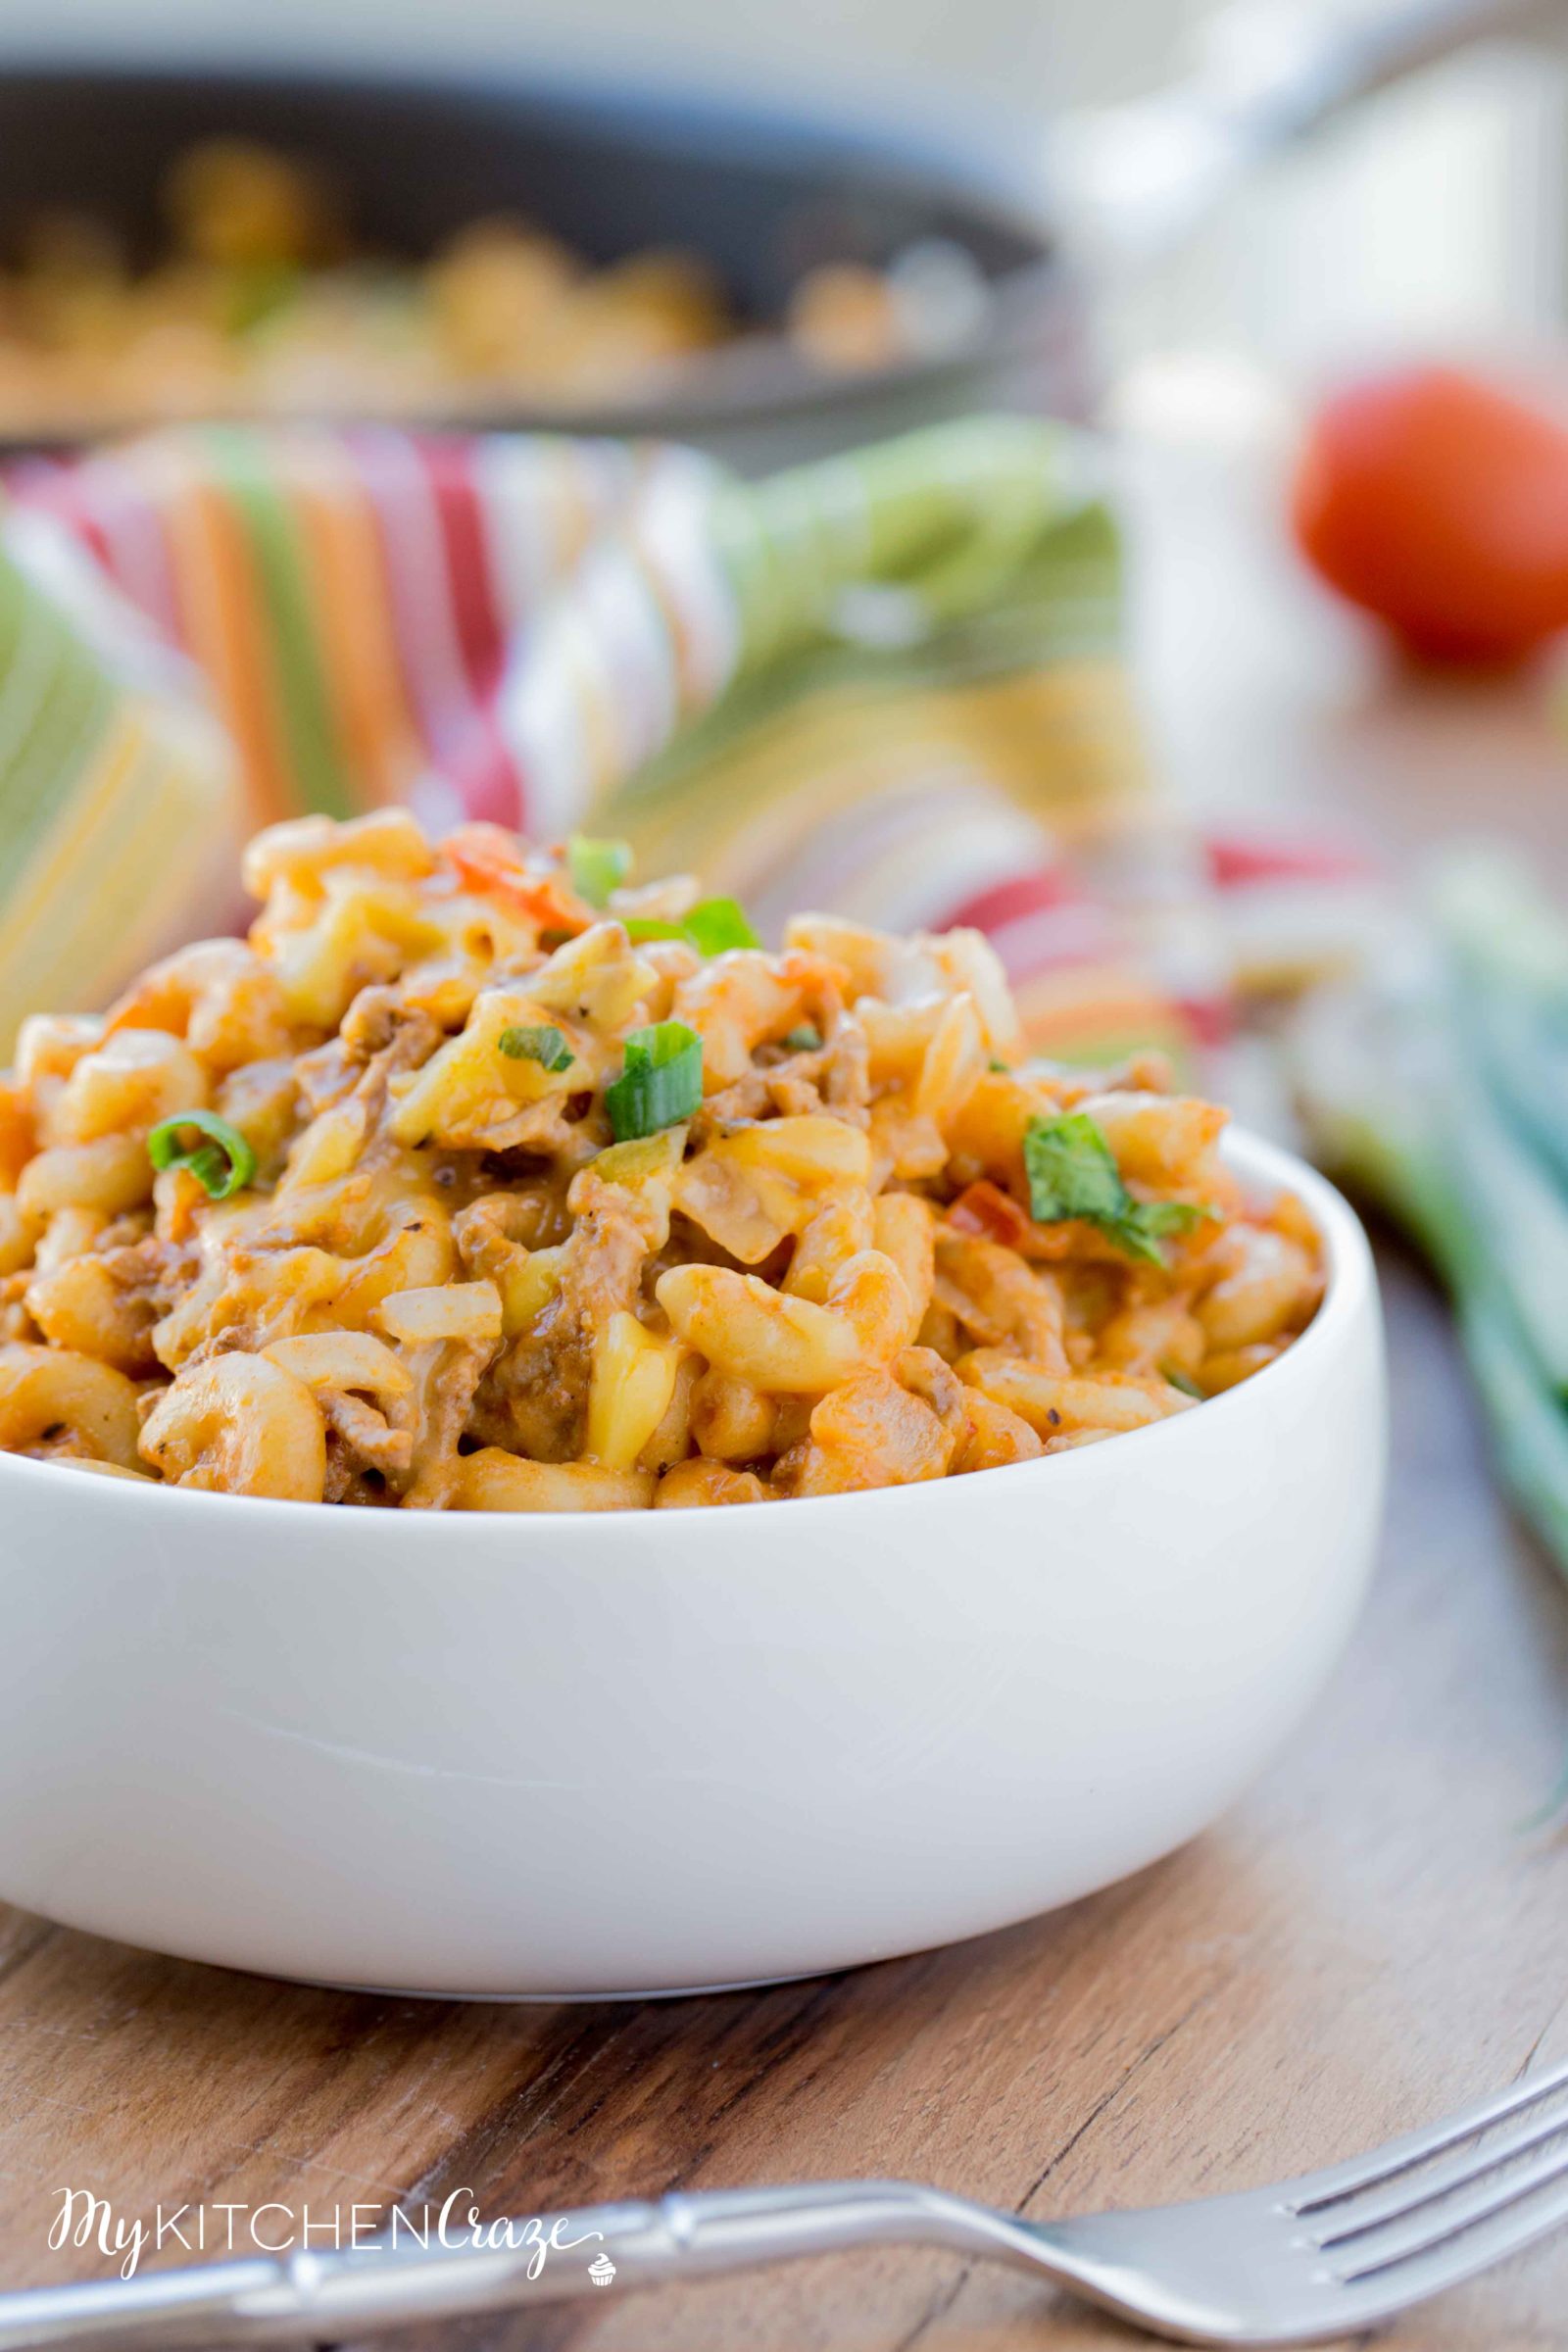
left=48, top=2188, right=607, bottom=2281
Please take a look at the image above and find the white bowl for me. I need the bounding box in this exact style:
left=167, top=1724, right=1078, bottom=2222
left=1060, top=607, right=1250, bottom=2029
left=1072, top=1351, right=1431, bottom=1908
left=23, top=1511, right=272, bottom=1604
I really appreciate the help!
left=0, top=1132, right=1384, bottom=1998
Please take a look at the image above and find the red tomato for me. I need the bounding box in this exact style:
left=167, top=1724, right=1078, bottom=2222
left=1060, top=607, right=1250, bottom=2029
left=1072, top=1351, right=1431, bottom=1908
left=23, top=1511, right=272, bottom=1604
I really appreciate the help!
left=946, top=1180, right=1032, bottom=1250
left=1292, top=367, right=1568, bottom=662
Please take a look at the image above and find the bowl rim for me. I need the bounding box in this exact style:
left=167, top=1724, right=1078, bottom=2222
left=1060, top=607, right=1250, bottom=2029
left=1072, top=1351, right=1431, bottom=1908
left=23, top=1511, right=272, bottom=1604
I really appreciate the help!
left=0, top=1125, right=1375, bottom=1539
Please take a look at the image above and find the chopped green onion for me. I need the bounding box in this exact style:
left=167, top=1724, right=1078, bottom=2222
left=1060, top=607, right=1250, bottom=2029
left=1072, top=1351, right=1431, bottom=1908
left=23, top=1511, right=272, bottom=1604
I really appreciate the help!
left=989, top=1056, right=1011, bottom=1073
left=1160, top=1364, right=1204, bottom=1399
left=626, top=896, right=760, bottom=956
left=567, top=835, right=632, bottom=907
left=605, top=1022, right=704, bottom=1143
left=148, top=1111, right=257, bottom=1202
left=681, top=898, right=760, bottom=955
left=1022, top=1110, right=1210, bottom=1267
left=781, top=1024, right=822, bottom=1054
left=498, top=1024, right=574, bottom=1073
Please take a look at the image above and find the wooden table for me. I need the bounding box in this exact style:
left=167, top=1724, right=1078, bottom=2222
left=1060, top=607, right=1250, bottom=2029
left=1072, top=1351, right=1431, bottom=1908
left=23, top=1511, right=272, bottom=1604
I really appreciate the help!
left=2, top=454, right=1568, bottom=2352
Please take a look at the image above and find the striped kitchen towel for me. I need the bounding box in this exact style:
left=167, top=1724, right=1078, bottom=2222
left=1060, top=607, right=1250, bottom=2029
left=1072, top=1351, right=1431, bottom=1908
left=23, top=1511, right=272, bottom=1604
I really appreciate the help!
left=0, top=414, right=1237, bottom=1059
left=0, top=495, right=238, bottom=1050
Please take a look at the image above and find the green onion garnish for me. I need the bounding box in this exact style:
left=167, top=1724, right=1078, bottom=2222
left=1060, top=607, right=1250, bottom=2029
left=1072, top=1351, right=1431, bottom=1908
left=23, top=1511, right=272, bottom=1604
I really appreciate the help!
left=1160, top=1364, right=1204, bottom=1399
left=498, top=1024, right=574, bottom=1073
left=605, top=1022, right=704, bottom=1143
left=1022, top=1110, right=1210, bottom=1267
left=781, top=1023, right=822, bottom=1053
left=626, top=896, right=760, bottom=956
left=681, top=898, right=760, bottom=955
left=567, top=835, right=632, bottom=907
left=147, top=1111, right=257, bottom=1202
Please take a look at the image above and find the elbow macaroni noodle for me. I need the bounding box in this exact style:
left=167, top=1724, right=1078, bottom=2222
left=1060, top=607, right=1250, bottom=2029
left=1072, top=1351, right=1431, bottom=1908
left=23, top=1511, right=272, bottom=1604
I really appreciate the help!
left=0, top=812, right=1324, bottom=1507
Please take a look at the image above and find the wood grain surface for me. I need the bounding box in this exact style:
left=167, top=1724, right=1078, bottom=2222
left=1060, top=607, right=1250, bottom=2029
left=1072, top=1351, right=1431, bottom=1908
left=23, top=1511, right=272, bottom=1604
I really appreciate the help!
left=2, top=484, right=1568, bottom=2348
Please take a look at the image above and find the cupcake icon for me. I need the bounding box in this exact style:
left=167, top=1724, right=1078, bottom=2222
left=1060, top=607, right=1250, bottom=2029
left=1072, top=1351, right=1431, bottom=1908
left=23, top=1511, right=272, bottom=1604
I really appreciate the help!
left=588, top=2254, right=616, bottom=2288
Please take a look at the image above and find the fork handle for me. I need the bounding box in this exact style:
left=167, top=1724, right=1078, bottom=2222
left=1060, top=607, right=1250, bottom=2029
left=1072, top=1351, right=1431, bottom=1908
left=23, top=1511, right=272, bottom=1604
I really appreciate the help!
left=0, top=2182, right=1042, bottom=2348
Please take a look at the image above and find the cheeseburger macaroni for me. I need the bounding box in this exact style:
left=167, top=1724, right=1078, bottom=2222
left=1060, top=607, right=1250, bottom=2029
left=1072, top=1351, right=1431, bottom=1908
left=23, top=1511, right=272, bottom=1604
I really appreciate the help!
left=0, top=814, right=1323, bottom=1506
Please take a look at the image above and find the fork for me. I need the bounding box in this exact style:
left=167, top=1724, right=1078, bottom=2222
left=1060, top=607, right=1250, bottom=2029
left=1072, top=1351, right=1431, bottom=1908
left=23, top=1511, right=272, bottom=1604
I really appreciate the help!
left=7, top=2054, right=1568, bottom=2348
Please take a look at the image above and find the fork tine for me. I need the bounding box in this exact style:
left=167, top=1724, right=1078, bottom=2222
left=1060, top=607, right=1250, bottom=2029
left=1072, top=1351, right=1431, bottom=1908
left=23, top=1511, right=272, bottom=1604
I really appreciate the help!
left=1286, top=2052, right=1568, bottom=2215
left=1325, top=2158, right=1568, bottom=2330
left=1309, top=2084, right=1568, bottom=2245
left=1327, top=2133, right=1568, bottom=2278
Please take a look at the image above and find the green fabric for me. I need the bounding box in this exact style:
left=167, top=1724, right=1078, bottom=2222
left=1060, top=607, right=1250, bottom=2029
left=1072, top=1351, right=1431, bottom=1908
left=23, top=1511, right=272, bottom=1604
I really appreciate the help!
left=714, top=416, right=1112, bottom=673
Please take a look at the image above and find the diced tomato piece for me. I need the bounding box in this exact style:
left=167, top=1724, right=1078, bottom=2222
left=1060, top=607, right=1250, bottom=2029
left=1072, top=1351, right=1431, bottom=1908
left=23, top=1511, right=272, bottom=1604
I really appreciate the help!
left=947, top=1180, right=1032, bottom=1250
left=440, top=824, right=593, bottom=934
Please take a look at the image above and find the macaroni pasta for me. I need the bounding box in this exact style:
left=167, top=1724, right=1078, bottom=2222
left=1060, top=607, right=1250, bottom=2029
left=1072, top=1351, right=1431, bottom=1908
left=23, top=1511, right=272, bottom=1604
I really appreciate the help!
left=0, top=812, right=1324, bottom=1506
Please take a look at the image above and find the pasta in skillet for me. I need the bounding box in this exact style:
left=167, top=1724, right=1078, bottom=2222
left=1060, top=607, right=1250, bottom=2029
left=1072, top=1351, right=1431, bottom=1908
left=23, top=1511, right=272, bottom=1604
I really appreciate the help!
left=0, top=812, right=1323, bottom=1506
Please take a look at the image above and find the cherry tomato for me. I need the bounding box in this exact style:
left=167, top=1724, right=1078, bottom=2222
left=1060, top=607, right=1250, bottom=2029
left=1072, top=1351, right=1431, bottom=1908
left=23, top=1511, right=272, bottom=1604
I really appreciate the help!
left=1293, top=367, right=1568, bottom=662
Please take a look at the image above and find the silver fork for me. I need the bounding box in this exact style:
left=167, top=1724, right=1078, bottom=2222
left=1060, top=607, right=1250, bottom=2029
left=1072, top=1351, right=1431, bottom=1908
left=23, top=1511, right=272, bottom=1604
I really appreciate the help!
left=7, top=2055, right=1568, bottom=2347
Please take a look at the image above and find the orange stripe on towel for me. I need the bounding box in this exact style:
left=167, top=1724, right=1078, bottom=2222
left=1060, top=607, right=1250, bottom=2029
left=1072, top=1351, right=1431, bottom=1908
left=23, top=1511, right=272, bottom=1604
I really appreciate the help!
left=290, top=454, right=422, bottom=809
left=161, top=462, right=295, bottom=828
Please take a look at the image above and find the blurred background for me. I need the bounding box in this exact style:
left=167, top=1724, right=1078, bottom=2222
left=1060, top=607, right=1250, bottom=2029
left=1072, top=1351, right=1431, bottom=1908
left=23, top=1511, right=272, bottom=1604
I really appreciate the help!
left=0, top=0, right=1560, bottom=855
left=0, top=0, right=1564, bottom=946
